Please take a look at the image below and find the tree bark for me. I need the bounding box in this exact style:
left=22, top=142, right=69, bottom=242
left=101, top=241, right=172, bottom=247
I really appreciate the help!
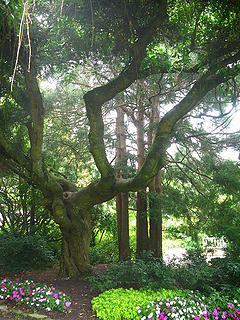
left=136, top=191, right=149, bottom=255
left=116, top=107, right=131, bottom=260
left=136, top=93, right=149, bottom=256
left=58, top=203, right=92, bottom=278
left=116, top=192, right=131, bottom=260
left=148, top=96, right=163, bottom=258
left=149, top=172, right=163, bottom=258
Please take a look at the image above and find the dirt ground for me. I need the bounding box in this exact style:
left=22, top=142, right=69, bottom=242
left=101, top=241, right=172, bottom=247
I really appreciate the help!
left=0, top=265, right=110, bottom=320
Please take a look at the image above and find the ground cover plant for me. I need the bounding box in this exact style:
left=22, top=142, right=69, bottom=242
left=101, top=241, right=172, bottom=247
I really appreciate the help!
left=0, top=278, right=71, bottom=313
left=92, top=288, right=240, bottom=320
left=91, top=288, right=186, bottom=320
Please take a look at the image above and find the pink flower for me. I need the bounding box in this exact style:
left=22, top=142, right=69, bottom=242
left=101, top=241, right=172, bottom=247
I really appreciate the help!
left=213, top=309, right=219, bottom=316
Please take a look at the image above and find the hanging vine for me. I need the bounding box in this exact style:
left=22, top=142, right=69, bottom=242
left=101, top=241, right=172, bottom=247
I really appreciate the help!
left=11, top=0, right=32, bottom=91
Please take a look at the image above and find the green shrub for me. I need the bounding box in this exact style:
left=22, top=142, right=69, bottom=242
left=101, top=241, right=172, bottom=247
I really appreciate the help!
left=36, top=222, right=62, bottom=258
left=0, top=231, right=57, bottom=271
left=173, top=251, right=214, bottom=292
left=210, top=254, right=240, bottom=290
left=90, top=238, right=118, bottom=265
left=87, top=258, right=176, bottom=292
left=88, top=250, right=240, bottom=295
left=91, top=287, right=186, bottom=320
left=172, top=251, right=240, bottom=294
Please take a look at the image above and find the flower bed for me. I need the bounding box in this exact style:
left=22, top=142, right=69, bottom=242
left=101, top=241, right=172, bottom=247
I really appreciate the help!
left=137, top=291, right=240, bottom=320
left=0, top=278, right=71, bottom=313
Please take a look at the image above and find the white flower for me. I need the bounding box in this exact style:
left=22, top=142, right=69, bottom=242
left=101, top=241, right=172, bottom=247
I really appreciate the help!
left=55, top=299, right=60, bottom=305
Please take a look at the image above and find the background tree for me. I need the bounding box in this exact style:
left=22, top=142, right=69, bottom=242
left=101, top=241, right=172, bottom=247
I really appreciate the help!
left=115, top=104, right=131, bottom=261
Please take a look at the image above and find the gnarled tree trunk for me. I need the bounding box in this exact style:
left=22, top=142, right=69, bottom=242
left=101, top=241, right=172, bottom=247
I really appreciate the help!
left=57, top=201, right=92, bottom=278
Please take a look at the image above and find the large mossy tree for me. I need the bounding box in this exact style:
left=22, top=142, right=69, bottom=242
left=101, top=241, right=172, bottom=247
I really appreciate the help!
left=0, top=0, right=240, bottom=277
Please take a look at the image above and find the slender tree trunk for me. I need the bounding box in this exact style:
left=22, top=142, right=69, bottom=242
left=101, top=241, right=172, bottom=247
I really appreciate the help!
left=116, top=192, right=130, bottom=260
left=149, top=172, right=163, bottom=258
left=136, top=103, right=149, bottom=256
left=29, top=188, right=36, bottom=233
left=116, top=107, right=131, bottom=260
left=148, top=95, right=163, bottom=258
left=136, top=190, right=149, bottom=255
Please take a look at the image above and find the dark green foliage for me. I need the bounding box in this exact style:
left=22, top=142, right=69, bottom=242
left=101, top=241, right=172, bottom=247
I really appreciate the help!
left=37, top=222, right=62, bottom=258
left=172, top=251, right=240, bottom=294
left=161, top=153, right=240, bottom=257
left=87, top=251, right=240, bottom=295
left=43, top=83, right=95, bottom=185
left=91, top=204, right=117, bottom=245
left=173, top=250, right=214, bottom=292
left=87, top=257, right=176, bottom=292
left=90, top=202, right=119, bottom=265
left=210, top=254, right=240, bottom=294
left=0, top=0, right=22, bottom=26
left=0, top=231, right=57, bottom=271
left=89, top=239, right=118, bottom=265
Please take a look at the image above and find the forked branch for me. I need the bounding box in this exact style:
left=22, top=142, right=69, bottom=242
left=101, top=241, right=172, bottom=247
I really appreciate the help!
left=84, top=8, right=168, bottom=179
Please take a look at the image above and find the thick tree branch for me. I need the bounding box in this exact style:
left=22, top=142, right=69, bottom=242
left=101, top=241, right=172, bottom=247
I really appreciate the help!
left=24, top=65, right=45, bottom=178
left=114, top=60, right=240, bottom=193
left=83, top=9, right=167, bottom=179
left=74, top=52, right=240, bottom=204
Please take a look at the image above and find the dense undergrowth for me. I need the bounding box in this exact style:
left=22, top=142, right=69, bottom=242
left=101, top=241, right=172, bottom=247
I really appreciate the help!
left=89, top=251, right=240, bottom=319
left=0, top=232, right=58, bottom=272
left=87, top=251, right=240, bottom=295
